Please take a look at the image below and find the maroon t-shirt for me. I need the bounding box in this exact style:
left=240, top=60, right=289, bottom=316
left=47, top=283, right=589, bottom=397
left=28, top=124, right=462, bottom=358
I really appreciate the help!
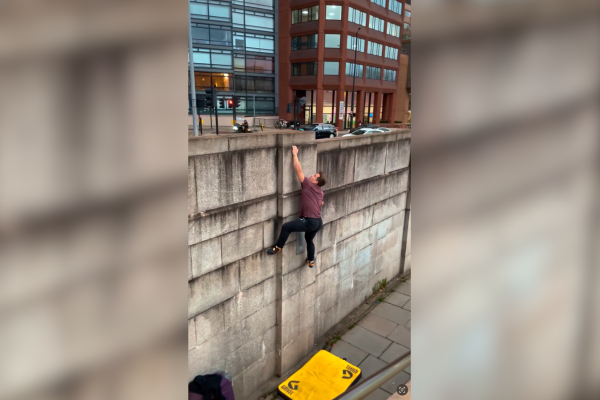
left=299, top=177, right=324, bottom=218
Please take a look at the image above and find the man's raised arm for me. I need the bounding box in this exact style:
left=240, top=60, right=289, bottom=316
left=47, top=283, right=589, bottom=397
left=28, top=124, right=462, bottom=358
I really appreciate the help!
left=292, top=146, right=304, bottom=182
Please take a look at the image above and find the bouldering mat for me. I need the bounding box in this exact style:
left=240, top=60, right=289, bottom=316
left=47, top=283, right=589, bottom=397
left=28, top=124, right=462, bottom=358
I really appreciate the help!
left=278, top=350, right=362, bottom=400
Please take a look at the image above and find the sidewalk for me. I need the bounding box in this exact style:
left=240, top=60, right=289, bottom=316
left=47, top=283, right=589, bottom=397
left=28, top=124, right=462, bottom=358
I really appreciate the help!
left=329, top=278, right=411, bottom=399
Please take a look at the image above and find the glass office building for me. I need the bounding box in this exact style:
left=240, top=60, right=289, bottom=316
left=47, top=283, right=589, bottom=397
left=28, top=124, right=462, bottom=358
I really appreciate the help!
left=188, top=0, right=277, bottom=116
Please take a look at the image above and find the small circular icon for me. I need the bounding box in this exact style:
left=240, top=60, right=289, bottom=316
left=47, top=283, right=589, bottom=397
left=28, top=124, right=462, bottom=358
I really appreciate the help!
left=397, top=384, right=408, bottom=396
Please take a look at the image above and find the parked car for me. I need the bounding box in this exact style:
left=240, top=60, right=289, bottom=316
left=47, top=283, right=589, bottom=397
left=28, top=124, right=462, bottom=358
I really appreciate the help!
left=342, top=129, right=368, bottom=137
left=349, top=124, right=379, bottom=133
left=299, top=123, right=338, bottom=139
left=361, top=127, right=392, bottom=134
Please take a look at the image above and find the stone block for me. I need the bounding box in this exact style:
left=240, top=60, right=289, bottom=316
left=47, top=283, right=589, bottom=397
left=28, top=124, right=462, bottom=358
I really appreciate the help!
left=316, top=140, right=341, bottom=153
left=391, top=211, right=406, bottom=232
left=282, top=316, right=300, bottom=347
left=188, top=322, right=243, bottom=379
left=280, top=145, right=317, bottom=195
left=403, top=253, right=411, bottom=274
left=339, top=275, right=354, bottom=299
left=188, top=208, right=238, bottom=245
left=221, top=223, right=264, bottom=265
left=282, top=263, right=316, bottom=300
left=232, top=374, right=243, bottom=400
left=385, top=139, right=410, bottom=173
left=281, top=327, right=315, bottom=374
left=227, top=326, right=275, bottom=378
left=345, top=179, right=371, bottom=215
left=341, top=325, right=392, bottom=357
left=188, top=248, right=193, bottom=281
left=317, top=149, right=356, bottom=190
left=316, top=246, right=335, bottom=275
left=373, top=193, right=407, bottom=224
left=228, top=133, right=277, bottom=151
left=316, top=266, right=339, bottom=312
left=282, top=292, right=300, bottom=324
left=388, top=169, right=409, bottom=196
left=387, top=324, right=411, bottom=348
left=380, top=371, right=411, bottom=394
left=317, top=220, right=336, bottom=251
left=340, top=136, right=372, bottom=149
left=321, top=188, right=347, bottom=224
left=371, top=132, right=396, bottom=143
left=241, top=304, right=277, bottom=345
left=223, top=278, right=268, bottom=327
left=331, top=340, right=369, bottom=367
left=276, top=131, right=315, bottom=147
left=190, top=236, right=222, bottom=278
left=189, top=137, right=229, bottom=157
left=282, top=239, right=309, bottom=274
left=189, top=158, right=198, bottom=215
left=264, top=218, right=277, bottom=248
left=241, top=148, right=278, bottom=202
left=299, top=282, right=316, bottom=314
left=188, top=318, right=196, bottom=350
left=371, top=217, right=393, bottom=242
left=195, top=152, right=243, bottom=212
left=238, top=196, right=277, bottom=229
left=188, top=262, right=239, bottom=318
left=195, top=303, right=225, bottom=345
left=242, top=350, right=277, bottom=399
left=263, top=276, right=277, bottom=306
left=239, top=250, right=276, bottom=291
left=280, top=193, right=301, bottom=218
left=354, top=143, right=387, bottom=182
left=335, top=207, right=374, bottom=243
left=369, top=175, right=391, bottom=205
left=316, top=304, right=337, bottom=339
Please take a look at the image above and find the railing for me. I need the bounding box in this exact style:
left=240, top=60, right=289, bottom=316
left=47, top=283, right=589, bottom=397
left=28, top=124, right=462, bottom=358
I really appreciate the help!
left=333, top=351, right=411, bottom=400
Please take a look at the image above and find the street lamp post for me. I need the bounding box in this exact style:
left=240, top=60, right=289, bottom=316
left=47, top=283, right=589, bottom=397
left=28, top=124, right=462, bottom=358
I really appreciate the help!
left=349, top=27, right=361, bottom=130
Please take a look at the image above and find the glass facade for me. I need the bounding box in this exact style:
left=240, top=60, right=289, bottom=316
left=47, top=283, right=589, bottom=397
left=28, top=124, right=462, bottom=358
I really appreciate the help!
left=324, top=34, right=341, bottom=48
left=347, top=35, right=365, bottom=52
left=292, top=6, right=319, bottom=24
left=385, top=46, right=398, bottom=60
left=189, top=0, right=276, bottom=115
left=326, top=5, right=342, bottom=20
left=369, top=16, right=384, bottom=32
left=345, top=62, right=363, bottom=78
left=366, top=66, right=381, bottom=80
left=371, top=0, right=385, bottom=7
left=389, top=0, right=402, bottom=14
left=348, top=7, right=367, bottom=26
left=292, top=62, right=317, bottom=76
left=403, top=23, right=411, bottom=40
left=291, top=34, right=318, bottom=50
left=323, top=62, right=340, bottom=75
left=387, top=22, right=401, bottom=37
left=367, top=41, right=383, bottom=56
left=383, top=69, right=397, bottom=81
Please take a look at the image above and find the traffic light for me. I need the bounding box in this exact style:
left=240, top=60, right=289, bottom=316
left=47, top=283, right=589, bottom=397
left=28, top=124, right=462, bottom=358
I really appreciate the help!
left=218, top=99, right=224, bottom=108
left=205, top=87, right=215, bottom=108
left=228, top=99, right=233, bottom=108
left=234, top=96, right=241, bottom=109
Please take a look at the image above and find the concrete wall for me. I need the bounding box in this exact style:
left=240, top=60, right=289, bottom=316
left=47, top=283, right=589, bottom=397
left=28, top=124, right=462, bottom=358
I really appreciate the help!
left=188, top=130, right=411, bottom=399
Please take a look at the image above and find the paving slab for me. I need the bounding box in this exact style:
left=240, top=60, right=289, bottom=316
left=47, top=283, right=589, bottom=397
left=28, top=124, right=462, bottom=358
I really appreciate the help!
left=402, top=299, right=411, bottom=311
left=396, top=281, right=411, bottom=296
left=358, top=355, right=388, bottom=382
left=330, top=340, right=369, bottom=367
left=380, top=370, right=411, bottom=394
left=358, top=312, right=398, bottom=337
left=363, top=388, right=392, bottom=400
left=371, top=302, right=411, bottom=326
left=379, top=342, right=410, bottom=364
left=387, top=324, right=411, bottom=348
left=342, top=325, right=393, bottom=357
left=384, top=292, right=410, bottom=308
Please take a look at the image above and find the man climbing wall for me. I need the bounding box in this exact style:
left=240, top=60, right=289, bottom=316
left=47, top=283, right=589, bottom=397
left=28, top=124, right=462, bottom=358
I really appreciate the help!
left=267, top=146, right=326, bottom=268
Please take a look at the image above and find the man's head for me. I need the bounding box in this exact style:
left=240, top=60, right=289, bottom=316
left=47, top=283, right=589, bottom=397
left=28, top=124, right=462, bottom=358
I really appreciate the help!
left=309, top=171, right=326, bottom=187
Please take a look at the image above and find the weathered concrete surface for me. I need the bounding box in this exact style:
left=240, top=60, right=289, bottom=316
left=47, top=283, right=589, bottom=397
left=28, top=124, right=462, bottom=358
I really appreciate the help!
left=189, top=131, right=410, bottom=399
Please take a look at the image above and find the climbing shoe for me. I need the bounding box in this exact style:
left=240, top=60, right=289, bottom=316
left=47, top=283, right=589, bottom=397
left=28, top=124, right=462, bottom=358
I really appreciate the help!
left=306, top=259, right=315, bottom=268
left=267, top=246, right=282, bottom=255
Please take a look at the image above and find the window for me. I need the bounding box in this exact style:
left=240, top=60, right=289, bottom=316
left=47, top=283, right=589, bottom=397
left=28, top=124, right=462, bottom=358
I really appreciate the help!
left=369, top=16, right=384, bottom=32
left=192, top=24, right=233, bottom=46
left=235, top=76, right=275, bottom=92
left=383, top=69, right=397, bottom=81
left=389, top=0, right=402, bottom=14
left=385, top=46, right=398, bottom=60
left=324, top=34, right=341, bottom=48
left=190, top=1, right=231, bottom=21
left=323, top=61, right=339, bottom=75
left=371, top=0, right=385, bottom=7
left=387, top=22, right=400, bottom=37
left=292, top=6, right=319, bottom=24
left=366, top=66, right=381, bottom=80
left=291, top=34, right=318, bottom=50
left=242, top=0, right=273, bottom=10
left=346, top=62, right=363, bottom=77
left=233, top=33, right=274, bottom=53
left=191, top=49, right=233, bottom=68
left=405, top=10, right=411, bottom=18
left=194, top=72, right=233, bottom=91
left=403, top=23, right=411, bottom=40
left=348, top=7, right=366, bottom=26
left=292, top=62, right=317, bottom=76
left=233, top=10, right=274, bottom=31
left=367, top=41, right=382, bottom=56
left=326, top=5, right=342, bottom=20
left=234, top=55, right=274, bottom=73
left=347, top=35, right=365, bottom=52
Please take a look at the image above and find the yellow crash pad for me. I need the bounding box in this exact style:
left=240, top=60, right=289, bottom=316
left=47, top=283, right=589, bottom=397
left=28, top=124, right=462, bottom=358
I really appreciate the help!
left=278, top=350, right=362, bottom=400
